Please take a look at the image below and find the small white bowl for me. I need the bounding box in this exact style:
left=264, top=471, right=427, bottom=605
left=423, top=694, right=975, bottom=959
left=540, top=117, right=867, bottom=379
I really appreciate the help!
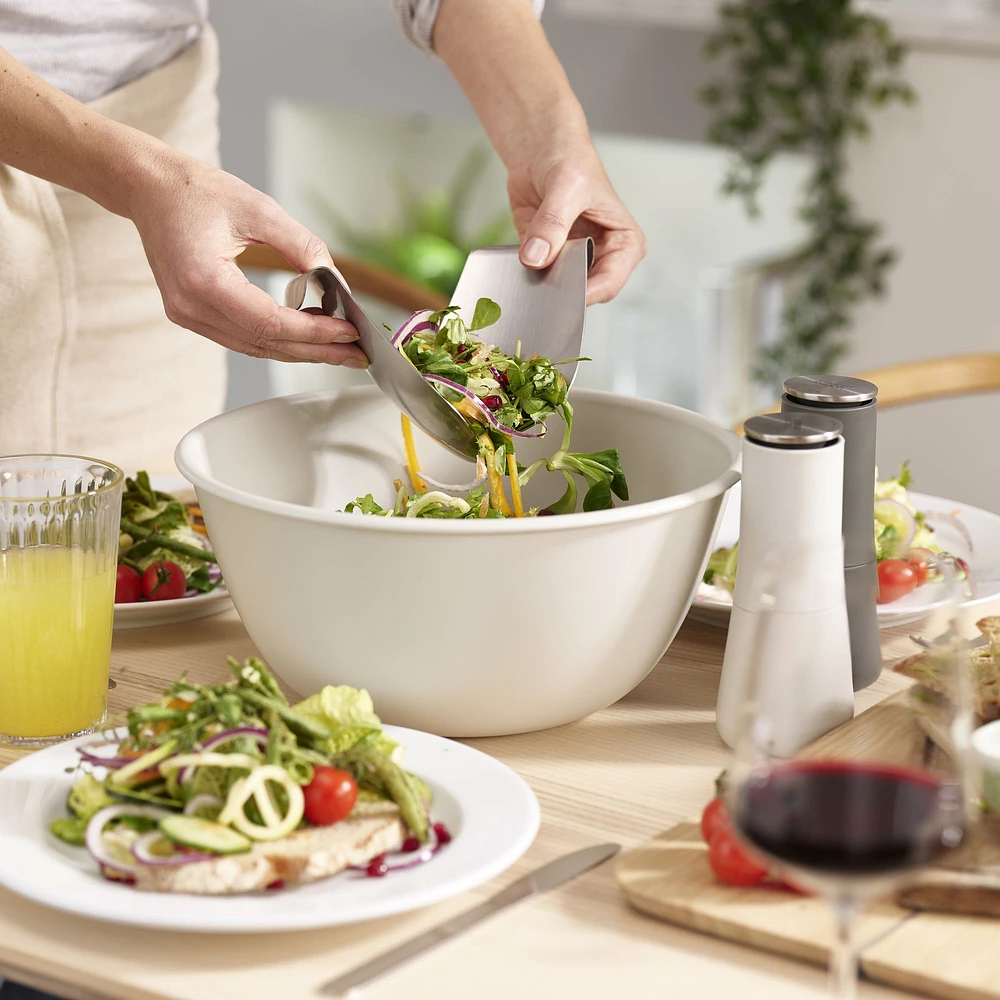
left=176, top=386, right=740, bottom=736
left=971, top=718, right=1000, bottom=812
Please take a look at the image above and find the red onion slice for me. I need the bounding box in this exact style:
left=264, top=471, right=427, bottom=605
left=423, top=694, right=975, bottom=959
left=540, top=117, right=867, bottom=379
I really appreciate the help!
left=77, top=742, right=133, bottom=770
left=923, top=511, right=974, bottom=554
left=418, top=472, right=486, bottom=493
left=132, top=830, right=214, bottom=867
left=423, top=375, right=546, bottom=440
left=85, top=804, right=172, bottom=876
left=874, top=498, right=918, bottom=553
left=391, top=310, right=437, bottom=347
left=200, top=727, right=269, bottom=752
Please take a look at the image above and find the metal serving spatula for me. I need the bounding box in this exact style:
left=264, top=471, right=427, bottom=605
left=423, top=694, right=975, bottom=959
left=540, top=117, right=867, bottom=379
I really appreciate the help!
left=284, top=238, right=593, bottom=462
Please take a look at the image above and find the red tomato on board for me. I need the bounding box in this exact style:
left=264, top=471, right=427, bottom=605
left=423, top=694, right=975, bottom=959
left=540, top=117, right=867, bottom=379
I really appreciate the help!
left=700, top=797, right=731, bottom=845
left=708, top=829, right=768, bottom=887
left=877, top=558, right=918, bottom=604
left=115, top=564, right=142, bottom=604
left=141, top=561, right=187, bottom=602
left=303, top=766, right=358, bottom=826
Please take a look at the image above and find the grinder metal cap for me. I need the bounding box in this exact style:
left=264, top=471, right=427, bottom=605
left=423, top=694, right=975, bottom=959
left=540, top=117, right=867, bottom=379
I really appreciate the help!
left=783, top=375, right=878, bottom=405
left=744, top=413, right=843, bottom=448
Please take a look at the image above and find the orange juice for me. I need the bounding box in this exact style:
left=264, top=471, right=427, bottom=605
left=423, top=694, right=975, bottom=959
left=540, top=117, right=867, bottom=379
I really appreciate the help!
left=0, top=545, right=113, bottom=740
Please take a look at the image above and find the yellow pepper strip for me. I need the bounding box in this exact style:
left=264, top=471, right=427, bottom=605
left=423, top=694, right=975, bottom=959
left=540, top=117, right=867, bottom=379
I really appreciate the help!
left=477, top=433, right=512, bottom=516
left=507, top=449, right=524, bottom=518
left=400, top=414, right=426, bottom=493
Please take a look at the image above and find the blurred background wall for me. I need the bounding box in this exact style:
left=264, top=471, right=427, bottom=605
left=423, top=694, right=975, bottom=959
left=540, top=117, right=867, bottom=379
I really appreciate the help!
left=210, top=0, right=1000, bottom=513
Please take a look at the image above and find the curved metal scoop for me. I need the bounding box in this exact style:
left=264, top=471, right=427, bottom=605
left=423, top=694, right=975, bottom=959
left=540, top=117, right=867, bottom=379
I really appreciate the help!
left=284, top=238, right=593, bottom=461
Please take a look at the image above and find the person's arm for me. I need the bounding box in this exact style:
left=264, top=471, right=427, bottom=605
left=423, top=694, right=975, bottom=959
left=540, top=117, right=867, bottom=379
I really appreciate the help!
left=431, top=0, right=645, bottom=304
left=0, top=46, right=366, bottom=366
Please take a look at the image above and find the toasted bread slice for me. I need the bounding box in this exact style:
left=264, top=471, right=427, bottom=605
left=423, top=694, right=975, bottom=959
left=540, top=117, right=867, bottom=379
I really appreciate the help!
left=894, top=616, right=1000, bottom=722
left=132, top=800, right=405, bottom=895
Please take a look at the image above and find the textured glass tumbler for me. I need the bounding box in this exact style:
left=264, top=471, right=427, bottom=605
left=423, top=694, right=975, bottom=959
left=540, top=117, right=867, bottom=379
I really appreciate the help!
left=0, top=456, right=124, bottom=746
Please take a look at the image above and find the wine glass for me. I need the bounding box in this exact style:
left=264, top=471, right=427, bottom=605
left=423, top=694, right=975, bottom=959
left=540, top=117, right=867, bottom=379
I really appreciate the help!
left=726, top=551, right=976, bottom=998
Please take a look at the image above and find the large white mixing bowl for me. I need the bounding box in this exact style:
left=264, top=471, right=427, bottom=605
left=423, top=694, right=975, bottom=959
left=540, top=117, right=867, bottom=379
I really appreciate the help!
left=176, top=387, right=739, bottom=736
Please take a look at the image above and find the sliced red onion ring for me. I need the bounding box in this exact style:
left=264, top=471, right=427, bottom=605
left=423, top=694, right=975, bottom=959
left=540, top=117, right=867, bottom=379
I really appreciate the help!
left=77, top=742, right=133, bottom=770
left=200, top=727, right=268, bottom=752
left=391, top=310, right=437, bottom=347
left=418, top=472, right=486, bottom=493
left=423, top=375, right=545, bottom=440
left=874, top=498, right=917, bottom=553
left=923, top=511, right=974, bottom=554
left=183, top=794, right=224, bottom=817
left=85, top=804, right=172, bottom=876
left=132, top=829, right=214, bottom=867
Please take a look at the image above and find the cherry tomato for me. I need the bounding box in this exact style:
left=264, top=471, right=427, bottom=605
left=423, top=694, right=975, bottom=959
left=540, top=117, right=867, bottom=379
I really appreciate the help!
left=141, top=561, right=187, bottom=602
left=907, top=553, right=929, bottom=587
left=700, top=797, right=731, bottom=845
left=877, top=558, right=918, bottom=604
left=708, top=829, right=768, bottom=886
left=303, top=766, right=358, bottom=826
left=115, top=564, right=142, bottom=604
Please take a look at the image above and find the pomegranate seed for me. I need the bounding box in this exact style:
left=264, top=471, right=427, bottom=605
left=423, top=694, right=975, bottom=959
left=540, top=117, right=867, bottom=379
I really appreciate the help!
left=498, top=371, right=510, bottom=389
left=433, top=822, right=452, bottom=845
left=366, top=854, right=389, bottom=877
left=482, top=395, right=503, bottom=411
left=537, top=509, right=555, bottom=517
left=401, top=836, right=421, bottom=853
left=265, top=880, right=285, bottom=891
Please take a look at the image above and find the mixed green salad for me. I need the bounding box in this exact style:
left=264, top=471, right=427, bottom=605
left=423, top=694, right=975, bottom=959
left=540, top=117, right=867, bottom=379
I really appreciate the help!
left=345, top=298, right=628, bottom=519
left=115, top=472, right=222, bottom=604
left=51, top=657, right=444, bottom=890
left=702, top=464, right=968, bottom=605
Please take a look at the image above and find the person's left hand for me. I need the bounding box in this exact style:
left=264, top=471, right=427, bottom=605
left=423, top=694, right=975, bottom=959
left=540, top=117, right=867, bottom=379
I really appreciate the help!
left=507, top=134, right=645, bottom=305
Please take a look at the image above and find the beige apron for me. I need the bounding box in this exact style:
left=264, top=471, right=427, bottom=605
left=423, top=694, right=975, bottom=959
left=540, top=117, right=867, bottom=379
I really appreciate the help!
left=0, top=25, right=227, bottom=476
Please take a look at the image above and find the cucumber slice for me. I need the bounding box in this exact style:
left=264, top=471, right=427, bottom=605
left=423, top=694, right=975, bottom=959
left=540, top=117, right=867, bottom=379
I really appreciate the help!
left=110, top=739, right=178, bottom=788
left=108, top=785, right=181, bottom=810
left=159, top=815, right=252, bottom=855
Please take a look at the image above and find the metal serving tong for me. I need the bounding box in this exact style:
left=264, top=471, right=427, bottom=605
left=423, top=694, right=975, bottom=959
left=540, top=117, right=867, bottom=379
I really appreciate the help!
left=284, top=238, right=593, bottom=461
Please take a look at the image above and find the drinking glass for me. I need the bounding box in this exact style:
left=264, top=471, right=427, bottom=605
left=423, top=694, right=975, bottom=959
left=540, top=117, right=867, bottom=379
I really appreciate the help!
left=726, top=556, right=976, bottom=998
left=0, top=455, right=124, bottom=746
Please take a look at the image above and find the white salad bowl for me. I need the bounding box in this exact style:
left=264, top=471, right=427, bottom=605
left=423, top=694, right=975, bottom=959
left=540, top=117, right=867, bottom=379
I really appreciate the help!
left=176, top=386, right=740, bottom=736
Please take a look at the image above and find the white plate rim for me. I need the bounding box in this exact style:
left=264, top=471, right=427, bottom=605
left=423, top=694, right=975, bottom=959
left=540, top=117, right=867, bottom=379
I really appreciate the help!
left=692, top=489, right=1000, bottom=625
left=0, top=725, right=540, bottom=933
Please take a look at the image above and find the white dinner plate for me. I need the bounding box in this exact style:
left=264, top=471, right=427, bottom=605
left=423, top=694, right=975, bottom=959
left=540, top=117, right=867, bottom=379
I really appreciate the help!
left=690, top=484, right=1000, bottom=630
left=0, top=725, right=539, bottom=933
left=113, top=475, right=232, bottom=630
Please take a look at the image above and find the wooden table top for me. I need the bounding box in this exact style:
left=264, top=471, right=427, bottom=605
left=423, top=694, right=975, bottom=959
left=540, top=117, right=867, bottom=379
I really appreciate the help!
left=0, top=607, right=953, bottom=1000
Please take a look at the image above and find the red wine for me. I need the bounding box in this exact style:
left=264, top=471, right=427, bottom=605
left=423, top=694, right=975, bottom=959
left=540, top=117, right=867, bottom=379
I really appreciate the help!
left=733, top=760, right=964, bottom=878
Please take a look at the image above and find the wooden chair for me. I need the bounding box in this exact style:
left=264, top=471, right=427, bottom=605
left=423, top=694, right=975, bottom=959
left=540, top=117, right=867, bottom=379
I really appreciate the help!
left=237, top=244, right=448, bottom=313
left=734, top=353, right=1000, bottom=433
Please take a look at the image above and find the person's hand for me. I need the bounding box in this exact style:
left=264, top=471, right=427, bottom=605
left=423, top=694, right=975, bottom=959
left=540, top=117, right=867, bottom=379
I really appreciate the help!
left=507, top=134, right=645, bottom=305
left=128, top=153, right=367, bottom=366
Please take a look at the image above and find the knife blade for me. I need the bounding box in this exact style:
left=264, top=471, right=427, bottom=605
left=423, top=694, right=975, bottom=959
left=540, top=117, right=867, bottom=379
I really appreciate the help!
left=319, top=843, right=620, bottom=996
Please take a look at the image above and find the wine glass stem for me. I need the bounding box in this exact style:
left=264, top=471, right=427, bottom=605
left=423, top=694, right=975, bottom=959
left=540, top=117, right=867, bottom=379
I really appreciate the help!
left=830, top=896, right=862, bottom=998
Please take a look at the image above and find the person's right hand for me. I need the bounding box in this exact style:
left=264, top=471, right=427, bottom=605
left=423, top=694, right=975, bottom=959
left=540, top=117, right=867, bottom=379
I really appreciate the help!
left=128, top=153, right=368, bottom=367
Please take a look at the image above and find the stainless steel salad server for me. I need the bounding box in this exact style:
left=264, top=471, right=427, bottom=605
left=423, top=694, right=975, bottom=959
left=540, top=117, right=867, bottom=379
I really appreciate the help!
left=319, top=841, right=619, bottom=997
left=284, top=238, right=593, bottom=462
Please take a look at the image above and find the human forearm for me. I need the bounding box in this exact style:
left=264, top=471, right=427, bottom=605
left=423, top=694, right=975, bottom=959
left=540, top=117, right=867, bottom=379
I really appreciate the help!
left=432, top=0, right=589, bottom=170
left=0, top=44, right=176, bottom=218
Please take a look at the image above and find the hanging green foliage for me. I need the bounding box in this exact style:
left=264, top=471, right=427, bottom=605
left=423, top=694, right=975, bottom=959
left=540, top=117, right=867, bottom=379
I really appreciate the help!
left=701, top=0, right=916, bottom=385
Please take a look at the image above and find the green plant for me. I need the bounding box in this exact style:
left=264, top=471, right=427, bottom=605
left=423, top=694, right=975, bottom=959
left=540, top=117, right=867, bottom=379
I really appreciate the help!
left=309, top=145, right=514, bottom=298
left=701, top=0, right=916, bottom=385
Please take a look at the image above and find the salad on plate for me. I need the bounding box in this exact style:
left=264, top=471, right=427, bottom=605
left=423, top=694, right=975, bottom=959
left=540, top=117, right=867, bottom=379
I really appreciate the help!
left=345, top=298, right=629, bottom=519
left=50, top=657, right=446, bottom=894
left=115, top=472, right=223, bottom=604
left=702, top=464, right=969, bottom=606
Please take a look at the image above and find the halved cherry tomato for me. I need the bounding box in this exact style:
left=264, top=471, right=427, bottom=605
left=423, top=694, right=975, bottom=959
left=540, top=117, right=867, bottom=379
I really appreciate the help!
left=141, top=561, right=186, bottom=602
left=303, top=766, right=358, bottom=826
left=700, top=797, right=731, bottom=844
left=877, top=558, right=918, bottom=604
left=115, top=564, right=142, bottom=604
left=708, top=828, right=768, bottom=886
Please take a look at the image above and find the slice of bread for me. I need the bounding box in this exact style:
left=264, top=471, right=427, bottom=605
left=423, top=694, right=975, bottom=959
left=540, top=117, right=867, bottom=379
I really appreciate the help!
left=894, top=616, right=1000, bottom=722
left=132, top=800, right=405, bottom=895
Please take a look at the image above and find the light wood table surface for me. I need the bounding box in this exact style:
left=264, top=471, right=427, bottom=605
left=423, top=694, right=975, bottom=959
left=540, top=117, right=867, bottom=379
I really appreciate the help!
left=0, top=606, right=975, bottom=1000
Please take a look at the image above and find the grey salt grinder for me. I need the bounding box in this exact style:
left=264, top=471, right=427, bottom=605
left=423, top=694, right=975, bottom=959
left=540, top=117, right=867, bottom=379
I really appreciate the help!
left=781, top=375, right=882, bottom=690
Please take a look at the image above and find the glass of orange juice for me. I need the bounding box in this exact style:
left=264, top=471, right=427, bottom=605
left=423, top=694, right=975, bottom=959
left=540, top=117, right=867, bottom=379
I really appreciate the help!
left=0, top=455, right=124, bottom=746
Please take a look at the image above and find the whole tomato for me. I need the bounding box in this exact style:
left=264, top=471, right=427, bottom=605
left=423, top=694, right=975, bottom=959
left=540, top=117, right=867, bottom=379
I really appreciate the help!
left=141, top=561, right=187, bottom=602
left=877, top=558, right=918, bottom=604
left=115, top=564, right=142, bottom=603
left=303, top=766, right=358, bottom=826
left=708, top=829, right=768, bottom=887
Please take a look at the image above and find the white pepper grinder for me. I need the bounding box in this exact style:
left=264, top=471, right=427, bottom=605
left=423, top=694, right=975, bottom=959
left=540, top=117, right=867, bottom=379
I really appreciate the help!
left=716, top=413, right=855, bottom=756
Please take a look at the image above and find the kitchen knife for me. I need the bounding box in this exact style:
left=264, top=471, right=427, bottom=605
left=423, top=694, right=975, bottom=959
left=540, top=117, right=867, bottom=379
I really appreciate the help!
left=319, top=842, right=620, bottom=996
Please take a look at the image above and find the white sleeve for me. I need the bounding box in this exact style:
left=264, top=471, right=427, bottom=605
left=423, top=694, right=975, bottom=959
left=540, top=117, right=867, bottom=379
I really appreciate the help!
left=393, top=0, right=545, bottom=55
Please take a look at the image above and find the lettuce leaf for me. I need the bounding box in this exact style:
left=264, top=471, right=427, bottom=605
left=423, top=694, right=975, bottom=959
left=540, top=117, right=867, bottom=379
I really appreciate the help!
left=292, top=685, right=397, bottom=757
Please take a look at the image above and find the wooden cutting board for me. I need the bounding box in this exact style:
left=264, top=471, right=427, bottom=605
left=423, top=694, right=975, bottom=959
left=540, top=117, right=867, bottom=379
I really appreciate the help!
left=616, top=690, right=1000, bottom=1000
